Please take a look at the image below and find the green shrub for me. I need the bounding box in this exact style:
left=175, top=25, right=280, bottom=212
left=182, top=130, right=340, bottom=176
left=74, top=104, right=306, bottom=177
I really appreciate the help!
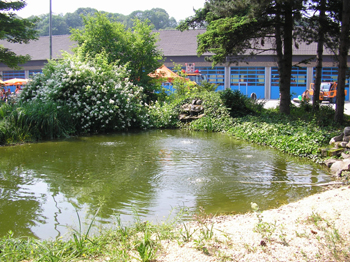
left=178, top=92, right=234, bottom=131
left=20, top=52, right=150, bottom=134
left=219, top=89, right=265, bottom=118
left=148, top=100, right=181, bottom=129
left=228, top=113, right=340, bottom=159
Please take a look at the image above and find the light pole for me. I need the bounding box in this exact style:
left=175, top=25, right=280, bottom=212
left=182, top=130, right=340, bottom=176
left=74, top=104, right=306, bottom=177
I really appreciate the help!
left=49, top=0, right=52, bottom=59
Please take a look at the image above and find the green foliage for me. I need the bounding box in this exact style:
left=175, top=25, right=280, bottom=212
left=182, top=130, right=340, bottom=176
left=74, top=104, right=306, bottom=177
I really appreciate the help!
left=70, top=209, right=99, bottom=256
left=19, top=52, right=151, bottom=134
left=219, top=89, right=265, bottom=118
left=148, top=100, right=180, bottom=129
left=178, top=0, right=305, bottom=115
left=0, top=207, right=189, bottom=261
left=134, top=228, right=158, bottom=262
left=197, top=15, right=259, bottom=65
left=0, top=101, right=75, bottom=145
left=125, top=8, right=178, bottom=30
left=0, top=0, right=38, bottom=69
left=197, top=81, right=218, bottom=92
left=70, top=13, right=163, bottom=100
left=177, top=0, right=278, bottom=65
left=186, top=92, right=234, bottom=132
left=32, top=7, right=178, bottom=36
left=227, top=110, right=341, bottom=159
left=35, top=14, right=70, bottom=36
left=170, top=64, right=198, bottom=97
left=179, top=223, right=197, bottom=242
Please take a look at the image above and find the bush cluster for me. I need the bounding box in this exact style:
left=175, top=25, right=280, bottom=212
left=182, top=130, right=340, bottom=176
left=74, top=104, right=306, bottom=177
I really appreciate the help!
left=228, top=113, right=341, bottom=159
left=20, top=52, right=151, bottom=134
left=219, top=89, right=265, bottom=118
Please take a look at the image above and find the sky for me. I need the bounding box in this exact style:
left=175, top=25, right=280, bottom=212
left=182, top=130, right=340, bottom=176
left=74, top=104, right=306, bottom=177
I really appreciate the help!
left=16, top=0, right=207, bottom=22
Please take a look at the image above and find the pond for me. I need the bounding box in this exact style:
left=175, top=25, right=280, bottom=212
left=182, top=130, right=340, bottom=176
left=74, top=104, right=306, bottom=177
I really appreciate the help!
left=0, top=130, right=331, bottom=240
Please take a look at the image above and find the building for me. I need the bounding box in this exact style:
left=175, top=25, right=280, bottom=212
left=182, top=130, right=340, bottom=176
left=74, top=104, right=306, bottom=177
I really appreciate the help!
left=0, top=30, right=349, bottom=100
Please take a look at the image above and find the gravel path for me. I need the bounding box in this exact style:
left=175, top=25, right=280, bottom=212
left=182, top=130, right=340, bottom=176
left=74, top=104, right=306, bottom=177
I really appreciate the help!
left=156, top=186, right=350, bottom=262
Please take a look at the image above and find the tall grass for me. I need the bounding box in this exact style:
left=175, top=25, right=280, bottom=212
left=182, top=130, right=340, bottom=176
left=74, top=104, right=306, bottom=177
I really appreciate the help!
left=0, top=101, right=76, bottom=145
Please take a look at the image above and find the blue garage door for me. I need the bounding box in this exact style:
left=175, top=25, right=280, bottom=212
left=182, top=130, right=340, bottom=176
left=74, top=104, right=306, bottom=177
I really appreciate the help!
left=166, top=66, right=225, bottom=92
left=3, top=70, right=25, bottom=80
left=312, top=67, right=349, bottom=101
left=271, top=67, right=307, bottom=99
left=230, top=67, right=265, bottom=98
left=196, top=67, right=225, bottom=91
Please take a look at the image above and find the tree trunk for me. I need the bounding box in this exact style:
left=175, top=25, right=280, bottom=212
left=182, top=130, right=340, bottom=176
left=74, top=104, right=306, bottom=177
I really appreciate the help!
left=278, top=2, right=293, bottom=115
left=335, top=0, right=350, bottom=124
left=313, top=0, right=326, bottom=111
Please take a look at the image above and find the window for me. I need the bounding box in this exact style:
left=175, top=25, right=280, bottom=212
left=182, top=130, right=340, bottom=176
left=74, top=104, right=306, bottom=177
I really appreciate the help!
left=2, top=70, right=25, bottom=80
left=231, top=67, right=265, bottom=86
left=271, top=67, right=307, bottom=87
left=230, top=67, right=265, bottom=98
left=313, top=67, right=349, bottom=88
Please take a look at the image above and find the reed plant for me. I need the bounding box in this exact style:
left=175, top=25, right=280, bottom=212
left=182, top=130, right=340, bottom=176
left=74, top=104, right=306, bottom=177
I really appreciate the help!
left=0, top=101, right=76, bottom=145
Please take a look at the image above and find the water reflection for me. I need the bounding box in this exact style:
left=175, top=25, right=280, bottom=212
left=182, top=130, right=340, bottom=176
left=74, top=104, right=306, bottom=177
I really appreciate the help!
left=0, top=130, right=331, bottom=239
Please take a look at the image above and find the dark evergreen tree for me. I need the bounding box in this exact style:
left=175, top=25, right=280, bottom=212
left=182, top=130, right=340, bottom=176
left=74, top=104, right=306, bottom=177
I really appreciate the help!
left=298, top=0, right=342, bottom=110
left=178, top=0, right=306, bottom=115
left=335, top=0, right=350, bottom=123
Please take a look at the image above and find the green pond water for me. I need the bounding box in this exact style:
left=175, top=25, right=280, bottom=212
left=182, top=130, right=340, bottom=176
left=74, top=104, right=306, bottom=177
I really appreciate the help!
left=0, top=129, right=331, bottom=240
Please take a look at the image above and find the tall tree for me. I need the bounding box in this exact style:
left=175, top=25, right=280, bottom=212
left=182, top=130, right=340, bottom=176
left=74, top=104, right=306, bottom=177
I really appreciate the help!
left=313, top=0, right=326, bottom=111
left=32, top=7, right=178, bottom=37
left=34, top=14, right=70, bottom=36
left=178, top=0, right=305, bottom=114
left=335, top=0, right=350, bottom=123
left=0, top=0, right=37, bottom=69
left=299, top=0, right=342, bottom=110
left=70, top=13, right=163, bottom=99
left=126, top=8, right=177, bottom=30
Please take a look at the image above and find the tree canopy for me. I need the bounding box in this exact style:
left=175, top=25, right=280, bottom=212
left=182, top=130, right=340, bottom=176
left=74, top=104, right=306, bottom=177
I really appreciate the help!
left=70, top=13, right=163, bottom=100
left=178, top=0, right=350, bottom=118
left=0, top=0, right=37, bottom=69
left=178, top=0, right=305, bottom=115
left=31, top=7, right=178, bottom=36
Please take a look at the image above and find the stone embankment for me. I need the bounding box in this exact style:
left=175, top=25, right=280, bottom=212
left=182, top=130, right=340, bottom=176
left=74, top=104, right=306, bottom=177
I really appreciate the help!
left=324, top=127, right=350, bottom=178
left=179, top=99, right=205, bottom=121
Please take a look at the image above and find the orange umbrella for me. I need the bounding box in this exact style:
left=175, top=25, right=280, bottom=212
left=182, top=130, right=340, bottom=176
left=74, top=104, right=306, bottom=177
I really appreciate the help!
left=4, top=78, right=29, bottom=86
left=148, top=65, right=182, bottom=82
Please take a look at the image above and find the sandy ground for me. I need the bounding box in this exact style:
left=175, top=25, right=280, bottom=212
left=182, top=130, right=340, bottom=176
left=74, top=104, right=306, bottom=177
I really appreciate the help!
left=156, top=186, right=350, bottom=262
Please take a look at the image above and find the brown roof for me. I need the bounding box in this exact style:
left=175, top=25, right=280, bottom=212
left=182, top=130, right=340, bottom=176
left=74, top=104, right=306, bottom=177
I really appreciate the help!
left=0, top=35, right=75, bottom=60
left=0, top=30, right=331, bottom=62
left=155, top=29, right=210, bottom=56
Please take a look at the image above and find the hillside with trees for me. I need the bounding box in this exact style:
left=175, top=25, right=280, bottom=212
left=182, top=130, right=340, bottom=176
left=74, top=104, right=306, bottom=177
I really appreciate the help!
left=29, top=7, right=178, bottom=36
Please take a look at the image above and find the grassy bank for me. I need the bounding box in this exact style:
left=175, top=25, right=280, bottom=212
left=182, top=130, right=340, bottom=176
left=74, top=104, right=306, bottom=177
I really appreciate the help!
left=184, top=92, right=346, bottom=161
left=2, top=187, right=350, bottom=261
left=0, top=208, right=205, bottom=262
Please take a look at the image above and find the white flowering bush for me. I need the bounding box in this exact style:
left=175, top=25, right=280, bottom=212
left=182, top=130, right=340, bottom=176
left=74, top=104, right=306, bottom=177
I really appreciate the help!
left=20, top=52, right=152, bottom=133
